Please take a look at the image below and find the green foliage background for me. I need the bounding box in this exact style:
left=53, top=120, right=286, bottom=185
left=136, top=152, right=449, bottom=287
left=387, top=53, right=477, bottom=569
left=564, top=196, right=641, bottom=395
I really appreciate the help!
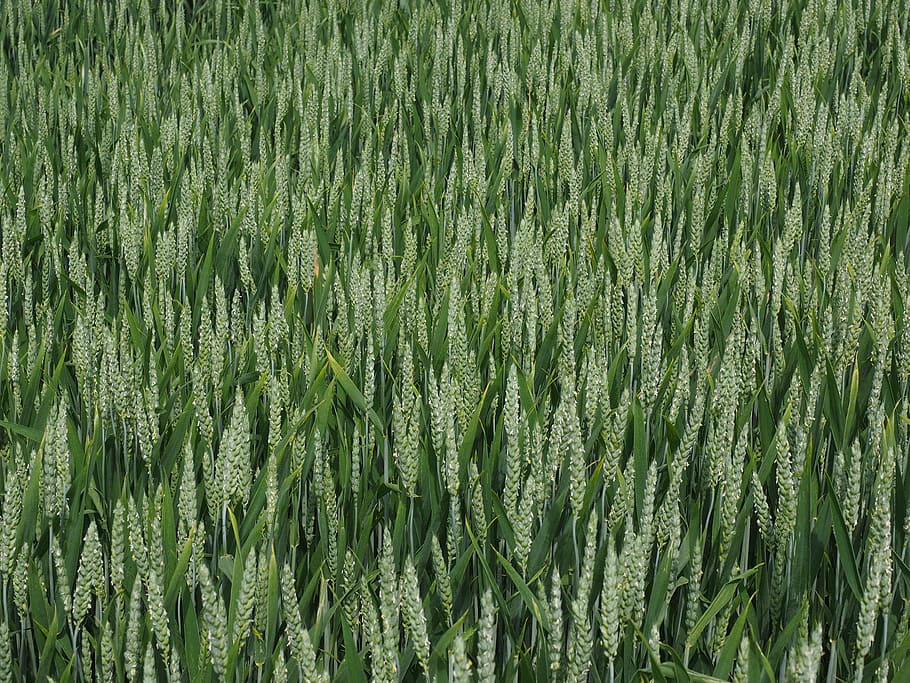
left=0, top=0, right=908, bottom=680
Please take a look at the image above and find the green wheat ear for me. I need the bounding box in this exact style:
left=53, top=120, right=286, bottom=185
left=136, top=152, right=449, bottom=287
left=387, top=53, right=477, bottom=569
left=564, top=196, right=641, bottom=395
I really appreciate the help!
left=197, top=562, right=229, bottom=678
left=477, top=587, right=497, bottom=683
left=400, top=556, right=431, bottom=677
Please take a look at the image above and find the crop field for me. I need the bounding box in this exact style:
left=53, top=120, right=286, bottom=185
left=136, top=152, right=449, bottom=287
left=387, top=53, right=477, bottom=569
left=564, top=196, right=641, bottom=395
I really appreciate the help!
left=0, top=0, right=909, bottom=680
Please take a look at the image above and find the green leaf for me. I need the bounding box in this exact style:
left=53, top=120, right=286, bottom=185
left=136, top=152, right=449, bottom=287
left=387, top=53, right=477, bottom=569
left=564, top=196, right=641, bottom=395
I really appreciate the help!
left=644, top=548, right=674, bottom=636
left=165, top=532, right=196, bottom=610
left=35, top=608, right=60, bottom=683
left=182, top=597, right=203, bottom=680
left=17, top=448, right=42, bottom=547
left=0, top=420, right=42, bottom=442
left=491, top=547, right=550, bottom=632
left=325, top=348, right=384, bottom=432
left=844, top=359, right=860, bottom=441
left=686, top=565, right=761, bottom=649
left=631, top=620, right=667, bottom=683
left=265, top=547, right=281, bottom=657
left=768, top=600, right=808, bottom=668
left=713, top=594, right=752, bottom=679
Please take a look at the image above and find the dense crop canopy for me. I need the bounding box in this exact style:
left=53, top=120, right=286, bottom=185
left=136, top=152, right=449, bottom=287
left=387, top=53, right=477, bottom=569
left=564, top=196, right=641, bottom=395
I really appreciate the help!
left=0, top=0, right=909, bottom=680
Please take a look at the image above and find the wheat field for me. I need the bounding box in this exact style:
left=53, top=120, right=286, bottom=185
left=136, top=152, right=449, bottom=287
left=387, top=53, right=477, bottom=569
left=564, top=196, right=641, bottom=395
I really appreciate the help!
left=0, top=0, right=908, bottom=680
